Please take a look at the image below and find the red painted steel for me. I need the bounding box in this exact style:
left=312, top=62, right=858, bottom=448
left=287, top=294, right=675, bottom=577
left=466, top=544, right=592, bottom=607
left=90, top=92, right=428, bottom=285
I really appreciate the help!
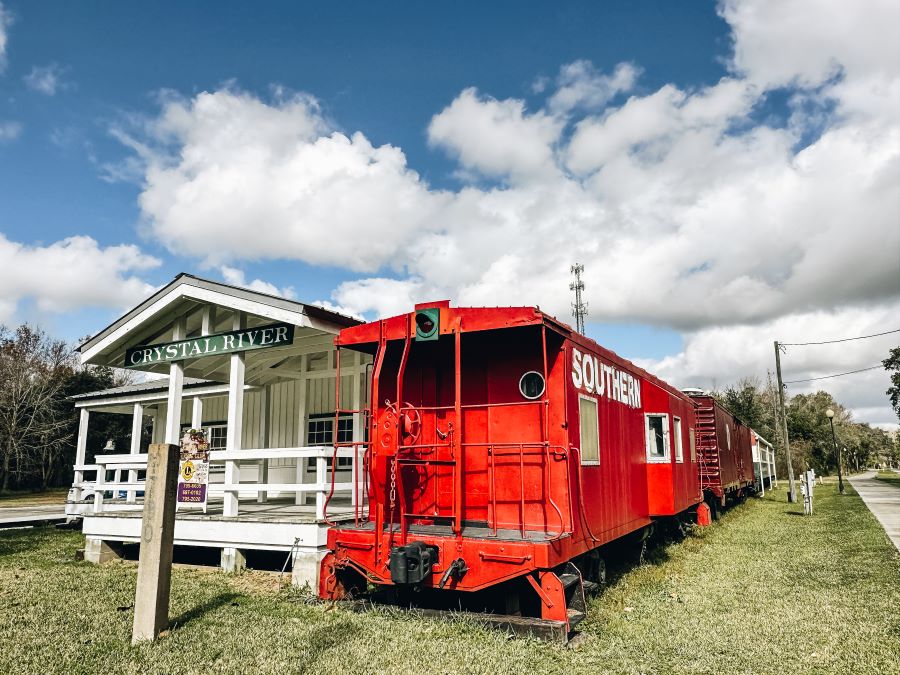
left=687, top=393, right=755, bottom=501
left=320, top=303, right=704, bottom=611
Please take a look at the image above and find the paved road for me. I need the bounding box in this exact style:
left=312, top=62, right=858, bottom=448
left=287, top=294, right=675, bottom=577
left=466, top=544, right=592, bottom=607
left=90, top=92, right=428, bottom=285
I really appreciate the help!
left=848, top=470, right=900, bottom=552
left=0, top=504, right=67, bottom=528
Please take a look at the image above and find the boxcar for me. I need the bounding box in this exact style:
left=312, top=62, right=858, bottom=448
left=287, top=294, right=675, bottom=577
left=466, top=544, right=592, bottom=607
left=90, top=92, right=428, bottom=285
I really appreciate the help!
left=685, top=391, right=755, bottom=517
left=319, top=302, right=702, bottom=637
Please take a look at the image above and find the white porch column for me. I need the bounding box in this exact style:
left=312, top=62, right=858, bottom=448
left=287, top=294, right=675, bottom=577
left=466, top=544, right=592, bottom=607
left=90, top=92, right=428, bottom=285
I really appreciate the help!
left=191, top=397, right=203, bottom=430
left=257, top=384, right=271, bottom=504
left=127, top=403, right=143, bottom=503
left=224, top=312, right=245, bottom=517
left=164, top=317, right=187, bottom=445
left=295, top=353, right=308, bottom=506
left=73, top=409, right=90, bottom=501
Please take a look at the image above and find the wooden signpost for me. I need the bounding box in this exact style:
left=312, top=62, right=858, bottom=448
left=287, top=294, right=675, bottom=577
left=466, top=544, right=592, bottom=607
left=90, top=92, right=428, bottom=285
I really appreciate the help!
left=132, top=443, right=179, bottom=643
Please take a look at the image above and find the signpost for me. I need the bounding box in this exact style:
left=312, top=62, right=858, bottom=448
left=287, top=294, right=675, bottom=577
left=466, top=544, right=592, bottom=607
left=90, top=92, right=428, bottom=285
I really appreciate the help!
left=125, top=321, right=295, bottom=368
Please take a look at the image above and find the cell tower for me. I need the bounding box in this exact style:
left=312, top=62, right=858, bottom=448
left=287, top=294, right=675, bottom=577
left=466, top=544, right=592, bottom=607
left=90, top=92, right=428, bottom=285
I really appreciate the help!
left=570, top=263, right=587, bottom=334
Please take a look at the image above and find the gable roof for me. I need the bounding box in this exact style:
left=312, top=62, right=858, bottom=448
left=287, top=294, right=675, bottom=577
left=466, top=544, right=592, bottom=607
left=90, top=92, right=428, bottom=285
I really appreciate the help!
left=78, top=273, right=359, bottom=356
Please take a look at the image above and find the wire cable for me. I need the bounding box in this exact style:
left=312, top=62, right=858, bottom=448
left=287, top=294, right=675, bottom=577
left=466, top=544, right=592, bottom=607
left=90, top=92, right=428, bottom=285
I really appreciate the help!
left=780, top=328, right=900, bottom=346
left=783, top=365, right=882, bottom=384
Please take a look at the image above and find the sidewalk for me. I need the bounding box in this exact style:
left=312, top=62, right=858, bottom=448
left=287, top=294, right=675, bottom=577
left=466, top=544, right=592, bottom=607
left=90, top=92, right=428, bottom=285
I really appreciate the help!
left=848, top=470, right=900, bottom=552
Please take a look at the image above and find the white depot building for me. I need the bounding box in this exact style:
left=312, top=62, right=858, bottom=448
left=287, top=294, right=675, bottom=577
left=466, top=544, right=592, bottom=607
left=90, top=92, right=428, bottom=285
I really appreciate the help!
left=67, top=273, right=370, bottom=587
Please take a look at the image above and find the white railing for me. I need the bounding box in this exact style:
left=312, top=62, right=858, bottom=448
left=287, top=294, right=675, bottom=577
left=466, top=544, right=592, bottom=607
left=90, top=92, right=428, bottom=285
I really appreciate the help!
left=71, top=445, right=365, bottom=522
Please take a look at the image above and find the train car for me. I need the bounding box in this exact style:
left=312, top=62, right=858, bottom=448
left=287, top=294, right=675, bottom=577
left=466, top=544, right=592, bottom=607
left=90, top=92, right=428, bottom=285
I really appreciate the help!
left=684, top=390, right=755, bottom=518
left=319, top=302, right=702, bottom=639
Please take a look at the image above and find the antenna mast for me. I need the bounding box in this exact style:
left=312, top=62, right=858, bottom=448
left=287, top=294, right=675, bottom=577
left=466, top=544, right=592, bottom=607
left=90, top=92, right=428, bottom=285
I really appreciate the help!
left=570, top=263, right=587, bottom=335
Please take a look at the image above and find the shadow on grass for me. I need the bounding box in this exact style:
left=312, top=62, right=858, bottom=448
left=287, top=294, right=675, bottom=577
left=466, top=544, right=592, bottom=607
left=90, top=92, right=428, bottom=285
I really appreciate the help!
left=0, top=526, right=58, bottom=559
left=291, top=618, right=359, bottom=671
left=170, top=592, right=241, bottom=629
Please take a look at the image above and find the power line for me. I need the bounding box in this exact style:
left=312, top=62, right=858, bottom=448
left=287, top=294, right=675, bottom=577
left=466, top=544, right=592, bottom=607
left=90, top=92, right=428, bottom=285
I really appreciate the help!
left=783, top=364, right=882, bottom=384
left=780, top=328, right=900, bottom=346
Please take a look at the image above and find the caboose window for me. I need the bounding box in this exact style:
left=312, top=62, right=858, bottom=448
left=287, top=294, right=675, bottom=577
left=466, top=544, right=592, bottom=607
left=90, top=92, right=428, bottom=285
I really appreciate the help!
left=578, top=396, right=600, bottom=465
left=673, top=416, right=684, bottom=462
left=519, top=371, right=545, bottom=400
left=645, top=414, right=670, bottom=462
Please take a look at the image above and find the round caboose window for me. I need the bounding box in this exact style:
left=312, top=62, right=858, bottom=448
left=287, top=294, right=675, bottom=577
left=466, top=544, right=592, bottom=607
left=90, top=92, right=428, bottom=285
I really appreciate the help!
left=519, top=371, right=545, bottom=400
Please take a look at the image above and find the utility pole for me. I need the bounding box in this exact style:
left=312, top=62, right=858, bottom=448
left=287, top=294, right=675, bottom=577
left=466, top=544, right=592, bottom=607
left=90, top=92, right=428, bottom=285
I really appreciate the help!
left=570, top=263, right=587, bottom=335
left=774, top=341, right=797, bottom=503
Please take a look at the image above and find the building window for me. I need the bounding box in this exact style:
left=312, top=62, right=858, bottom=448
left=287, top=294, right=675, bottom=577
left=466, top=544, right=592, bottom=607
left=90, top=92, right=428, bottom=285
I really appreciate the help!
left=645, top=414, right=670, bottom=462
left=305, top=413, right=353, bottom=472
left=578, top=396, right=600, bottom=465
left=673, top=416, right=684, bottom=463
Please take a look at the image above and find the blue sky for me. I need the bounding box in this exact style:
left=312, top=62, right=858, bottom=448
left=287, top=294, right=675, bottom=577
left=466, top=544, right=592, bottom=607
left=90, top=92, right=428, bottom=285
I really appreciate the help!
left=0, top=1, right=732, bottom=353
left=0, top=1, right=898, bottom=424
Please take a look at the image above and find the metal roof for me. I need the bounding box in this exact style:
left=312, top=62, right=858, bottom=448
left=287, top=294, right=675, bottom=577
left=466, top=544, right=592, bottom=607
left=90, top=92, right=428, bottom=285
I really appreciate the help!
left=69, top=376, right=216, bottom=401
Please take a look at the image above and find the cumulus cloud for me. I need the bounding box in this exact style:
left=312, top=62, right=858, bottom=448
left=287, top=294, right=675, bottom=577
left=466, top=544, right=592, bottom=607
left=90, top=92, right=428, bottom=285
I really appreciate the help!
left=0, top=235, right=160, bottom=323
left=24, top=63, right=66, bottom=95
left=114, top=87, right=446, bottom=271
left=427, top=88, right=563, bottom=180
left=0, top=119, right=21, bottom=141
left=220, top=265, right=296, bottom=300
left=547, top=61, right=641, bottom=114
left=0, top=2, right=11, bottom=73
left=116, top=0, right=899, bottom=423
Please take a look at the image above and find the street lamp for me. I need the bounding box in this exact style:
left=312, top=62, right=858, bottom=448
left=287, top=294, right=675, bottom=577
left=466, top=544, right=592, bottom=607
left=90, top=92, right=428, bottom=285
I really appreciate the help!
left=825, top=409, right=844, bottom=494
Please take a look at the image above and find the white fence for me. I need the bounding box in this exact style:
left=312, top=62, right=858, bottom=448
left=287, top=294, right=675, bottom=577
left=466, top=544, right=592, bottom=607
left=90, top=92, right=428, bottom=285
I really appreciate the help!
left=71, top=446, right=365, bottom=522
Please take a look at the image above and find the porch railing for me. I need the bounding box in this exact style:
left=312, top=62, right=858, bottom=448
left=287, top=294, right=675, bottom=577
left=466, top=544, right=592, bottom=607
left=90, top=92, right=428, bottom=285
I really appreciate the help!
left=71, top=445, right=365, bottom=522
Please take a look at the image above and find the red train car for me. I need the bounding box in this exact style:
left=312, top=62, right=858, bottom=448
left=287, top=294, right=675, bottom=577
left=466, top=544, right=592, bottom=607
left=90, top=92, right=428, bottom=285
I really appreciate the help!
left=320, top=302, right=702, bottom=637
left=685, top=391, right=755, bottom=518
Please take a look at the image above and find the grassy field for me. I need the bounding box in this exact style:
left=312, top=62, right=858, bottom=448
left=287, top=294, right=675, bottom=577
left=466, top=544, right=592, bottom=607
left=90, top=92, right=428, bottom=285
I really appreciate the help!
left=1, top=483, right=899, bottom=674
left=875, top=470, right=900, bottom=486
left=0, top=487, right=68, bottom=506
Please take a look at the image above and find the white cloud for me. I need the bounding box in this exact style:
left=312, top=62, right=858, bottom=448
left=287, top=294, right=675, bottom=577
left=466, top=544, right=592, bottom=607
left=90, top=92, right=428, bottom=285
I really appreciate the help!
left=0, top=2, right=11, bottom=73
left=115, top=1, right=899, bottom=422
left=220, top=265, right=296, bottom=300
left=120, top=87, right=445, bottom=272
left=644, top=301, right=900, bottom=428
left=427, top=88, right=563, bottom=181
left=547, top=61, right=641, bottom=114
left=0, top=119, right=21, bottom=141
left=0, top=235, right=160, bottom=323
left=23, top=63, right=65, bottom=95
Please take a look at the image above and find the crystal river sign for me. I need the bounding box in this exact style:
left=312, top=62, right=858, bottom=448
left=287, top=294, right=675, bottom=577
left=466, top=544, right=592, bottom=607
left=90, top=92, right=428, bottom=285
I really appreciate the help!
left=124, top=321, right=295, bottom=368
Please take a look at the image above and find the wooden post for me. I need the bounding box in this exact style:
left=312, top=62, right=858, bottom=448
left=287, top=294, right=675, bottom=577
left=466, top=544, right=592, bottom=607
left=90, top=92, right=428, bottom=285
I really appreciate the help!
left=131, top=443, right=179, bottom=643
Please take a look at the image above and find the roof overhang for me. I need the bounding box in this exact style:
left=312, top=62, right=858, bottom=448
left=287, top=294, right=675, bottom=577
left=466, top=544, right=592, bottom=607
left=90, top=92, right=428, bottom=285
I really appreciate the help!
left=79, top=273, right=360, bottom=384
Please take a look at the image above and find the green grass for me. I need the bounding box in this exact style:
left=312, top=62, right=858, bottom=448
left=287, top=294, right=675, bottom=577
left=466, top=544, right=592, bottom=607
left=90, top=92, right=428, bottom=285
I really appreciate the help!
left=0, top=487, right=69, bottom=506
left=1, top=484, right=898, bottom=674
left=875, top=470, right=900, bottom=486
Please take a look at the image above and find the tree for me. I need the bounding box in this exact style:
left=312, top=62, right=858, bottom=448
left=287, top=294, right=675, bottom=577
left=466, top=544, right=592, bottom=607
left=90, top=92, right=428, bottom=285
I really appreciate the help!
left=884, top=346, right=900, bottom=422
left=0, top=325, right=76, bottom=492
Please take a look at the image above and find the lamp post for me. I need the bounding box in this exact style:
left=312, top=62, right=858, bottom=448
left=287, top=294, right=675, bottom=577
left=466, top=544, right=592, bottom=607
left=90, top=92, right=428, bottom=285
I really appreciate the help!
left=826, top=409, right=844, bottom=494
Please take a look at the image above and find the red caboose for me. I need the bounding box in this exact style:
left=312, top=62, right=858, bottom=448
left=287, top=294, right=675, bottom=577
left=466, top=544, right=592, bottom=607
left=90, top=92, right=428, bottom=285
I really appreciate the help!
left=685, top=391, right=755, bottom=518
left=320, top=303, right=702, bottom=637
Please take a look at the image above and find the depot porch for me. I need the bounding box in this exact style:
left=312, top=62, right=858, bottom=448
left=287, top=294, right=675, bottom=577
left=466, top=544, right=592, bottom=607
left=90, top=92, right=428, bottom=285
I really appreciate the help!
left=67, top=274, right=369, bottom=586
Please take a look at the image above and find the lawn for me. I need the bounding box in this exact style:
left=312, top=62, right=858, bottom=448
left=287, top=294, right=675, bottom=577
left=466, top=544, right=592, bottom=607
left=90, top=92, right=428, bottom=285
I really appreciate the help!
left=875, top=470, right=900, bottom=486
left=1, top=483, right=898, bottom=674
left=0, top=487, right=69, bottom=506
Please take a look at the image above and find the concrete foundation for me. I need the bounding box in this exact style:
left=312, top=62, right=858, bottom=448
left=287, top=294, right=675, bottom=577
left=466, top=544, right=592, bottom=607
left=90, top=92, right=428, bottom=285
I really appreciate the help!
left=292, top=547, right=326, bottom=590
left=221, top=546, right=247, bottom=573
left=83, top=537, right=123, bottom=563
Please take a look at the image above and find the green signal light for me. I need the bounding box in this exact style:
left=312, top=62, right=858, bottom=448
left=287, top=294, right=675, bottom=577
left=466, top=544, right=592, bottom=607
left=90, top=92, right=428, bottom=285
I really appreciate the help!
left=415, top=308, right=440, bottom=341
